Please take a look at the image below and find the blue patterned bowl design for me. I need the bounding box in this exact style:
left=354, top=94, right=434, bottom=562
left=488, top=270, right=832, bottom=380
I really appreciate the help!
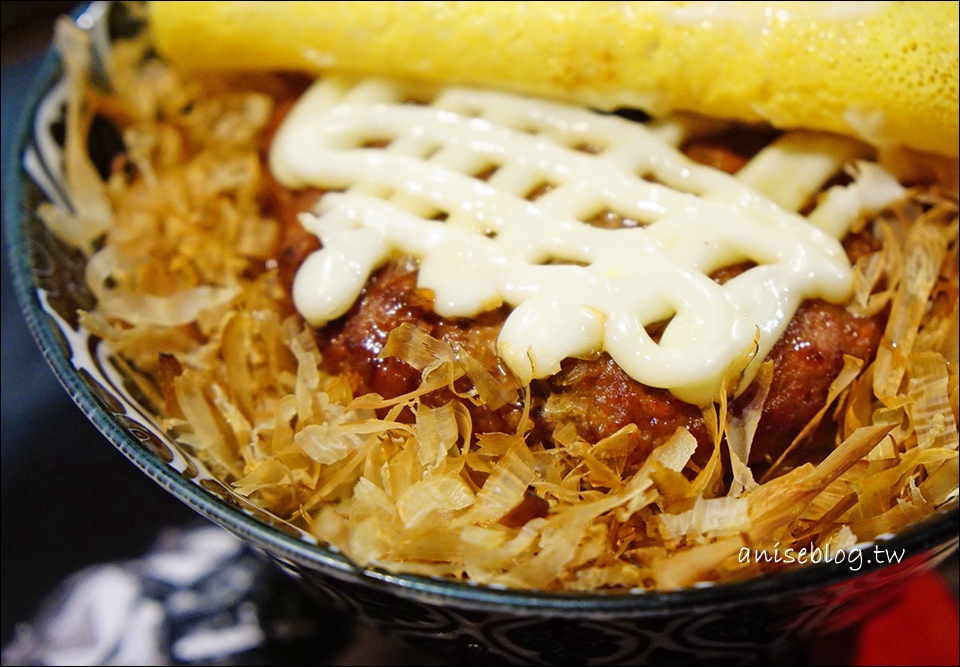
left=4, top=3, right=958, bottom=665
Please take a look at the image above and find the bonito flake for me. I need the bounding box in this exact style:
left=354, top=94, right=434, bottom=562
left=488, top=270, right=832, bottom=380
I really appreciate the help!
left=42, top=15, right=960, bottom=592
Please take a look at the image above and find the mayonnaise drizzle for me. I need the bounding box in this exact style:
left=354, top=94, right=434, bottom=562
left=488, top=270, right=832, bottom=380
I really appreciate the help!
left=270, top=76, right=902, bottom=404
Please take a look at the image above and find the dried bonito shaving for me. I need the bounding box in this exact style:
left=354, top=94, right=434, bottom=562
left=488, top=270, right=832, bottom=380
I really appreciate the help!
left=45, top=15, right=959, bottom=592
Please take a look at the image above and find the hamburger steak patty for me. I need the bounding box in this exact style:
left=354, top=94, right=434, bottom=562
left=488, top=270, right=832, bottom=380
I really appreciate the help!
left=266, top=123, right=889, bottom=476
left=310, top=258, right=886, bottom=472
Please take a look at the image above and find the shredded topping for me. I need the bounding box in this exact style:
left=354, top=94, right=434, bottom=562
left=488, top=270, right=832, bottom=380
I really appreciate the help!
left=39, top=17, right=960, bottom=593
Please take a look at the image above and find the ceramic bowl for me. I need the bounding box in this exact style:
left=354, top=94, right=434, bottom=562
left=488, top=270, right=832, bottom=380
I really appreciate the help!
left=5, top=3, right=958, bottom=665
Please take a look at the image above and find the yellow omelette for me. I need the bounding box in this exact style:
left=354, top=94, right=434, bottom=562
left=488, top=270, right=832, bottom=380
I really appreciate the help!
left=148, top=1, right=959, bottom=157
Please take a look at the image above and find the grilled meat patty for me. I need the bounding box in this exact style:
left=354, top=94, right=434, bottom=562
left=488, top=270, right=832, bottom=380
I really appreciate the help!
left=308, top=255, right=884, bottom=472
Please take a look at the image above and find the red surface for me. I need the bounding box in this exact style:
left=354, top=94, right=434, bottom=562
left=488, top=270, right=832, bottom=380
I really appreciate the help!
left=854, top=570, right=959, bottom=666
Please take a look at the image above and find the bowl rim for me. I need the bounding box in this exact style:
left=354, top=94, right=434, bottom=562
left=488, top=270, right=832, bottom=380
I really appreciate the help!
left=4, top=1, right=958, bottom=617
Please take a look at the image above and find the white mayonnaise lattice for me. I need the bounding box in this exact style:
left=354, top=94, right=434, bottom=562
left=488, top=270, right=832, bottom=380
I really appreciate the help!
left=270, top=77, right=904, bottom=404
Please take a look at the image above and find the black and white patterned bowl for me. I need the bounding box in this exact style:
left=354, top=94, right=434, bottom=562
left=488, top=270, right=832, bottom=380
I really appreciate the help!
left=5, top=3, right=958, bottom=665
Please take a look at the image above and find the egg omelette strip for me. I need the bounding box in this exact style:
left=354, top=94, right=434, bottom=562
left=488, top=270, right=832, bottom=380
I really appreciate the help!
left=147, top=1, right=959, bottom=158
